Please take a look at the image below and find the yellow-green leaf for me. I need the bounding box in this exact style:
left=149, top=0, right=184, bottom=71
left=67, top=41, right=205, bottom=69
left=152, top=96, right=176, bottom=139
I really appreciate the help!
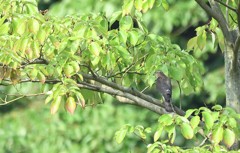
left=223, top=129, right=235, bottom=148
left=211, top=127, right=223, bottom=145
left=51, top=96, right=61, bottom=115
left=66, top=96, right=76, bottom=115
left=202, top=111, right=213, bottom=129
left=89, top=42, right=100, bottom=57
left=181, top=123, right=194, bottom=139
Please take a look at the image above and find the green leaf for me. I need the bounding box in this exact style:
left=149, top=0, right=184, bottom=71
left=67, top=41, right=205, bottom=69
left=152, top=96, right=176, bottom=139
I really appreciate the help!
left=0, top=15, right=8, bottom=27
left=31, top=40, right=40, bottom=57
left=154, top=126, right=163, bottom=142
left=148, top=0, right=155, bottom=9
left=135, top=0, right=143, bottom=12
left=37, top=27, right=46, bottom=44
left=212, top=112, right=219, bottom=122
left=46, top=65, right=55, bottom=76
left=45, top=94, right=53, bottom=105
left=28, top=68, right=38, bottom=80
left=66, top=96, right=76, bottom=115
left=49, top=36, right=59, bottom=48
left=19, top=38, right=29, bottom=54
left=211, top=127, right=223, bottom=145
left=202, top=111, right=214, bottom=129
left=223, top=129, right=235, bottom=148
left=187, top=36, right=197, bottom=50
left=128, top=31, right=138, bottom=46
left=51, top=96, right=62, bottom=115
left=93, top=25, right=108, bottom=38
left=197, top=31, right=206, bottom=51
left=75, top=91, right=85, bottom=108
left=156, top=0, right=163, bottom=7
left=119, top=16, right=133, bottom=31
left=209, top=18, right=218, bottom=31
left=181, top=123, right=194, bottom=139
left=124, top=0, right=134, bottom=15
left=89, top=41, right=100, bottom=57
left=158, top=114, right=172, bottom=123
left=162, top=0, right=169, bottom=11
left=142, top=1, right=148, bottom=13
left=69, top=61, right=80, bottom=72
left=212, top=105, right=222, bottom=111
left=0, top=22, right=9, bottom=34
left=28, top=18, right=39, bottom=34
left=169, top=66, right=183, bottom=81
left=181, top=77, right=193, bottom=96
left=227, top=117, right=237, bottom=128
left=144, top=127, right=151, bottom=133
left=118, top=31, right=128, bottom=44
left=190, top=116, right=200, bottom=129
left=64, top=64, right=74, bottom=78
left=37, top=71, right=46, bottom=84
left=116, top=129, right=127, bottom=144
left=185, top=109, right=196, bottom=118
left=110, top=37, right=119, bottom=46
left=109, top=11, right=122, bottom=27
left=116, top=46, right=132, bottom=64
left=147, top=142, right=161, bottom=153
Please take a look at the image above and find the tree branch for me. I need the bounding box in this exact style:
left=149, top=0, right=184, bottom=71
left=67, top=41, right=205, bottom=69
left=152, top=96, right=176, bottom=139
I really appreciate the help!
left=214, top=0, right=237, bottom=13
left=195, top=0, right=231, bottom=41
left=232, top=2, right=240, bottom=71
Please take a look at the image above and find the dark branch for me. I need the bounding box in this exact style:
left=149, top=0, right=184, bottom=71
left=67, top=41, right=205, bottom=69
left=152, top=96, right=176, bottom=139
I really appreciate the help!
left=195, top=0, right=231, bottom=41
left=214, top=0, right=237, bottom=12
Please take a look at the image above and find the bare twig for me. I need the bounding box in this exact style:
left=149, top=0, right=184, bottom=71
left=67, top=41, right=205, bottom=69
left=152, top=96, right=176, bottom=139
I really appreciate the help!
left=133, top=132, right=148, bottom=145
left=141, top=85, right=150, bottom=93
left=177, top=81, right=182, bottom=110
left=107, top=53, right=148, bottom=78
left=214, top=0, right=237, bottom=13
left=229, top=13, right=238, bottom=24
left=0, top=92, right=47, bottom=105
left=199, top=137, right=208, bottom=147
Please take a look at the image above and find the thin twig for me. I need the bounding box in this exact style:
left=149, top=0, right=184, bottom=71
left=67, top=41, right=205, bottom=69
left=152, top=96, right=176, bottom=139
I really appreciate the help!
left=199, top=137, right=208, bottom=147
left=177, top=81, right=182, bottom=110
left=141, top=85, right=150, bottom=93
left=107, top=53, right=148, bottom=78
left=214, top=0, right=237, bottom=13
left=80, top=64, right=97, bottom=77
left=0, top=92, right=47, bottom=105
left=133, top=132, right=147, bottom=145
left=229, top=13, right=238, bottom=24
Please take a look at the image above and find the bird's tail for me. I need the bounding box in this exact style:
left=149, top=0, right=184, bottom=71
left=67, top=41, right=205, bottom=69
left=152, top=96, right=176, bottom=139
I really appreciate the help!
left=164, top=94, right=173, bottom=112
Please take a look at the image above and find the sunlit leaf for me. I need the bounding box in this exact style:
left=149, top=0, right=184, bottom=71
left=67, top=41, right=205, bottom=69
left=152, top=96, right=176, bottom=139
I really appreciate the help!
left=181, top=123, right=193, bottom=139
left=202, top=111, right=213, bottom=129
left=119, top=16, right=133, bottom=31
left=51, top=96, right=62, bottom=115
left=135, top=0, right=143, bottom=12
left=211, top=127, right=223, bottom=145
left=66, top=96, right=77, bottom=115
left=223, top=129, right=235, bottom=148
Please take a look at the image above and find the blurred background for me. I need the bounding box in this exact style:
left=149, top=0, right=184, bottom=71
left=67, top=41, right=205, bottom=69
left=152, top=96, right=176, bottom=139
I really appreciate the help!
left=0, top=0, right=225, bottom=152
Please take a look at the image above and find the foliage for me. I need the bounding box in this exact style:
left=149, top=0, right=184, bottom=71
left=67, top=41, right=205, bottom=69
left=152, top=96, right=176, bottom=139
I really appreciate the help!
left=0, top=98, right=160, bottom=152
left=0, top=0, right=203, bottom=114
left=115, top=106, right=240, bottom=152
left=1, top=0, right=240, bottom=152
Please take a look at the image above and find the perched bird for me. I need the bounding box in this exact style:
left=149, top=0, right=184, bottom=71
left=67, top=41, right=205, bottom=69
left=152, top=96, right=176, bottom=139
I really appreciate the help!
left=154, top=71, right=173, bottom=112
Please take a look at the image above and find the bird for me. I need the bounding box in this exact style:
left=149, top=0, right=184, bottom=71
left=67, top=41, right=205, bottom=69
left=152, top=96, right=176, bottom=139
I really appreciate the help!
left=154, top=71, right=173, bottom=112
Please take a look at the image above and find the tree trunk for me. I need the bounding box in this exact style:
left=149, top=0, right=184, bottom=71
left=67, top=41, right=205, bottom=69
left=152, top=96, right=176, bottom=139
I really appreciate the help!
left=224, top=29, right=240, bottom=150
